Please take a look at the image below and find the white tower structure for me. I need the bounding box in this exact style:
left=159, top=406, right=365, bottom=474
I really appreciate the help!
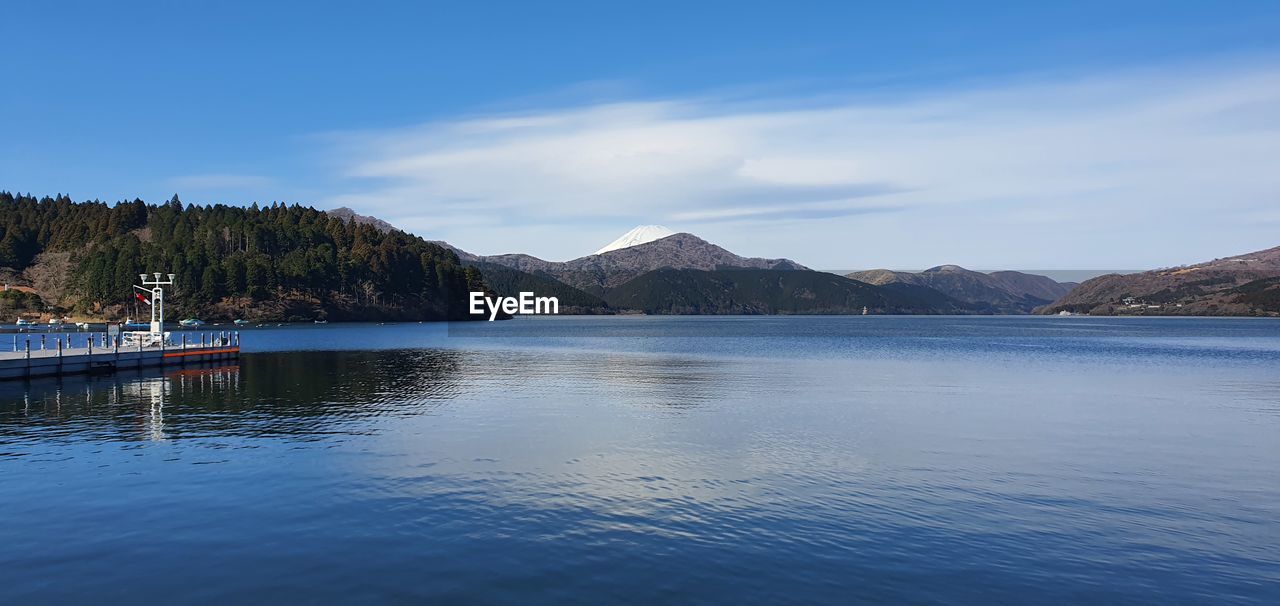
left=135, top=273, right=176, bottom=334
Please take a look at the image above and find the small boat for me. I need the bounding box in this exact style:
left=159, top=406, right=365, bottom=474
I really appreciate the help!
left=48, top=317, right=65, bottom=326
left=314, top=319, right=328, bottom=324
left=179, top=318, right=205, bottom=328
left=123, top=317, right=149, bottom=329
left=75, top=321, right=92, bottom=329
left=15, top=318, right=35, bottom=327
left=234, top=319, right=250, bottom=326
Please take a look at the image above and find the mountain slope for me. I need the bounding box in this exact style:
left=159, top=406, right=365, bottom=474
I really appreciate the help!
left=872, top=282, right=982, bottom=313
left=1231, top=276, right=1280, bottom=311
left=847, top=265, right=1071, bottom=313
left=604, top=268, right=959, bottom=315
left=1, top=193, right=487, bottom=321
left=1041, top=245, right=1280, bottom=315
left=467, top=261, right=610, bottom=313
left=326, top=207, right=398, bottom=233
left=987, top=271, right=1077, bottom=302
left=472, top=233, right=807, bottom=293
left=593, top=225, right=676, bottom=254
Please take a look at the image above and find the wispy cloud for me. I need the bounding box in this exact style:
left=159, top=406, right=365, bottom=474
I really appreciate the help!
left=321, top=60, right=1280, bottom=266
left=672, top=203, right=907, bottom=223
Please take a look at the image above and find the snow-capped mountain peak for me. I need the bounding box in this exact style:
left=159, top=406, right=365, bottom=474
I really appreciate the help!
left=593, top=225, right=677, bottom=255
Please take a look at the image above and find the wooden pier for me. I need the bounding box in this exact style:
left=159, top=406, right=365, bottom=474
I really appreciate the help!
left=0, top=332, right=240, bottom=381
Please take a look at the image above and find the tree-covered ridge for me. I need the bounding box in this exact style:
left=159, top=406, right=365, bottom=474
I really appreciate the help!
left=0, top=192, right=486, bottom=321
left=602, top=268, right=954, bottom=315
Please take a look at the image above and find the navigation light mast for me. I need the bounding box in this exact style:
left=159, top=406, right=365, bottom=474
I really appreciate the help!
left=134, top=273, right=176, bottom=333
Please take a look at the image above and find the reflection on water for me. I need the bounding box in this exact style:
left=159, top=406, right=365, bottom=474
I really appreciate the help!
left=1, top=318, right=1279, bottom=604
left=0, top=351, right=476, bottom=444
left=2, top=366, right=241, bottom=443
left=0, top=349, right=737, bottom=455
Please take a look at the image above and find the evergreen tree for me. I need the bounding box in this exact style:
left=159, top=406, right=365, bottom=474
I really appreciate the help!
left=0, top=192, right=486, bottom=321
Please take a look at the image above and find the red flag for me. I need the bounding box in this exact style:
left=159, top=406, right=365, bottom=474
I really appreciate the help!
left=135, top=292, right=152, bottom=305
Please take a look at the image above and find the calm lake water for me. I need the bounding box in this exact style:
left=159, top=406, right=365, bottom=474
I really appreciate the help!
left=1, top=316, right=1278, bottom=604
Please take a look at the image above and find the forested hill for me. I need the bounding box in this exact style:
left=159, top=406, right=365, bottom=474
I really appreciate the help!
left=0, top=192, right=487, bottom=321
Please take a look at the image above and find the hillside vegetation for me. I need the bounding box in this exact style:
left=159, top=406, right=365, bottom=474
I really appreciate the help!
left=467, top=261, right=610, bottom=313
left=603, top=268, right=956, bottom=314
left=1040, top=245, right=1280, bottom=316
left=0, top=192, right=486, bottom=321
left=847, top=265, right=1073, bottom=314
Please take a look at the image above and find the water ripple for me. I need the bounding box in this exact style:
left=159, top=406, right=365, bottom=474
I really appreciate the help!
left=0, top=318, right=1277, bottom=603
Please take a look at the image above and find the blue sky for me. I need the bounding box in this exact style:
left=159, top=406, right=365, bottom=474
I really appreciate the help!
left=3, top=1, right=1279, bottom=269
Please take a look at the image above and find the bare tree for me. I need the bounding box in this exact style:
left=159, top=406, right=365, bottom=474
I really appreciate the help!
left=24, top=251, right=73, bottom=307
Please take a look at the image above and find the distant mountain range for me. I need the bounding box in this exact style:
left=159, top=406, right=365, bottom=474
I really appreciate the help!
left=1039, top=245, right=1280, bottom=316
left=443, top=232, right=807, bottom=294
left=435, top=226, right=1065, bottom=315
left=465, top=261, right=610, bottom=313
left=603, top=268, right=963, bottom=315
left=4, top=193, right=1269, bottom=321
left=329, top=210, right=1280, bottom=317
left=847, top=265, right=1076, bottom=314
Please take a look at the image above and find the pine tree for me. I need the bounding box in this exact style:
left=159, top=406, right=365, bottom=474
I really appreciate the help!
left=0, top=192, right=486, bottom=321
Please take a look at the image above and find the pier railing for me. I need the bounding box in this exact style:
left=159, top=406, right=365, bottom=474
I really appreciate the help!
left=0, top=331, right=241, bottom=380
left=9, top=331, right=240, bottom=355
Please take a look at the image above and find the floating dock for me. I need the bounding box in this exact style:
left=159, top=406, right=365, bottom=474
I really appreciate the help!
left=0, top=332, right=240, bottom=381
left=2, top=271, right=243, bottom=381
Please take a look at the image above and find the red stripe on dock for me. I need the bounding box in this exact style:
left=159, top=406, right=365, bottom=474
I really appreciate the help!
left=163, top=348, right=240, bottom=358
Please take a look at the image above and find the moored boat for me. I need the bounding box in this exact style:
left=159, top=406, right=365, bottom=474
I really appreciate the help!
left=179, top=318, right=205, bottom=328
left=234, top=319, right=250, bottom=326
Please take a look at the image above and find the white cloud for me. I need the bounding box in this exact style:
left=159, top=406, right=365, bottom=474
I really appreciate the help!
left=321, top=60, right=1280, bottom=267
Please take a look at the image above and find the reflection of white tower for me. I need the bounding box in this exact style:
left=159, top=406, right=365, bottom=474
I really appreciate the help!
left=149, top=400, right=165, bottom=442
left=147, top=378, right=167, bottom=442
left=124, top=377, right=170, bottom=442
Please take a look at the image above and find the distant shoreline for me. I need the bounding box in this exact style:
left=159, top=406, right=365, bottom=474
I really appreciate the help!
left=823, top=269, right=1143, bottom=282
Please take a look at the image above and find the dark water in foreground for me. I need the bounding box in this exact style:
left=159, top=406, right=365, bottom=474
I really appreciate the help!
left=1, top=317, right=1278, bottom=604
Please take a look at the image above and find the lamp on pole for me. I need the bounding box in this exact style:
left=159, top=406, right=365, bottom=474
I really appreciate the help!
left=135, top=273, right=176, bottom=334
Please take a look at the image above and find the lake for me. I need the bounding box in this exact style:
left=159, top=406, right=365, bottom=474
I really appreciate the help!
left=1, top=316, right=1278, bottom=604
